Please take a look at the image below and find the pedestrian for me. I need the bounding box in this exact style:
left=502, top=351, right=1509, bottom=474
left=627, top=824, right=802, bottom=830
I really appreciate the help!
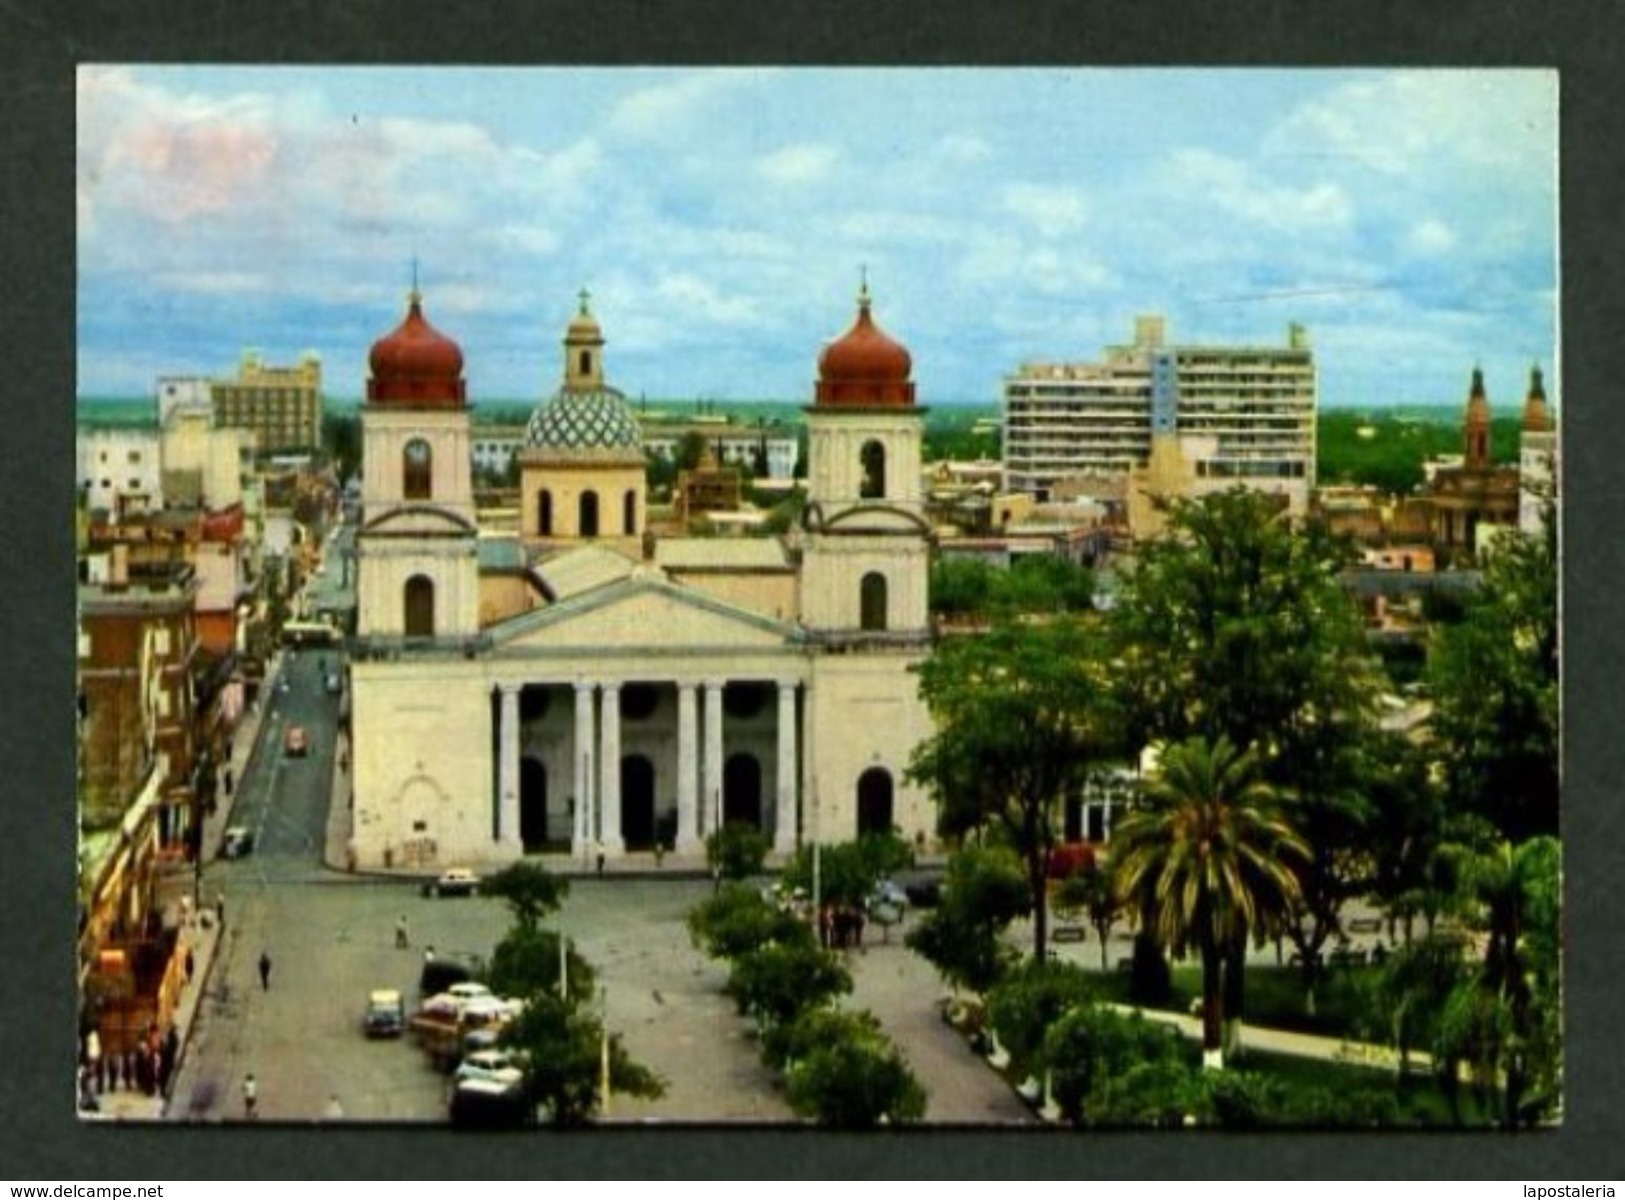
left=163, top=1026, right=179, bottom=1072
left=595, top=839, right=606, bottom=878
left=215, top=892, right=226, bottom=927
left=184, top=947, right=195, bottom=984
left=395, top=915, right=409, bottom=949
left=423, top=945, right=435, bottom=963
left=258, top=951, right=272, bottom=991
left=242, top=1072, right=258, bottom=1119
left=323, top=1093, right=344, bottom=1121
left=224, top=767, right=233, bottom=796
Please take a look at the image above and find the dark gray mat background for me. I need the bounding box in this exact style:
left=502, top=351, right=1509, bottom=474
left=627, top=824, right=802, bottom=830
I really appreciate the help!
left=7, top=0, right=1618, bottom=1180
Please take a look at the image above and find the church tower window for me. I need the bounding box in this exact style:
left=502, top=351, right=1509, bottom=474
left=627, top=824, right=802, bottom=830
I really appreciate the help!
left=860, top=572, right=888, bottom=631
left=860, top=440, right=886, bottom=499
left=404, top=575, right=435, bottom=638
left=403, top=438, right=432, bottom=500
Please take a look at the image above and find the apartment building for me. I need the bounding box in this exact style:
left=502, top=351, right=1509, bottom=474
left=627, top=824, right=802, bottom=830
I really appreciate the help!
left=212, top=350, right=324, bottom=455
left=1003, top=316, right=1317, bottom=513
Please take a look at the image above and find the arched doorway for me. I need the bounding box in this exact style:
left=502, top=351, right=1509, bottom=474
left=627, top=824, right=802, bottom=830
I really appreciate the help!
left=856, top=767, right=893, bottom=837
left=520, top=757, right=548, bottom=851
left=723, top=753, right=763, bottom=830
left=621, top=754, right=656, bottom=849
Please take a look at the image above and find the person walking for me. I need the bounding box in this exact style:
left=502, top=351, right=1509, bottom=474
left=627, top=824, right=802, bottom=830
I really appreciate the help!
left=242, top=1072, right=258, bottom=1120
left=215, top=892, right=226, bottom=927
left=395, top=915, right=409, bottom=949
left=258, top=951, right=272, bottom=991
left=184, top=947, right=195, bottom=984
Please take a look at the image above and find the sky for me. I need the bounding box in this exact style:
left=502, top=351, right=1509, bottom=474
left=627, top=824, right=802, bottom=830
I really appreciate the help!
left=75, top=67, right=1558, bottom=410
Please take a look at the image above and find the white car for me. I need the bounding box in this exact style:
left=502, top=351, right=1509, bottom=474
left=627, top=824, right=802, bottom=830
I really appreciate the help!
left=454, top=1048, right=524, bottom=1087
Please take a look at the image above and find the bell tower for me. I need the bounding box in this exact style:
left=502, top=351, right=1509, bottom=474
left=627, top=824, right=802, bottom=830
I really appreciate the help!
left=799, top=282, right=931, bottom=639
left=354, top=283, right=480, bottom=641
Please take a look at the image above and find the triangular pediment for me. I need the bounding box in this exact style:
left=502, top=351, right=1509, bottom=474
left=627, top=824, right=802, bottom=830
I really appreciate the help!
left=491, top=573, right=802, bottom=652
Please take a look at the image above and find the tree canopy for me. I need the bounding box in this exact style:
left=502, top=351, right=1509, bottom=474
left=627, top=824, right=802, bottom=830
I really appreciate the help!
left=909, top=614, right=1120, bottom=957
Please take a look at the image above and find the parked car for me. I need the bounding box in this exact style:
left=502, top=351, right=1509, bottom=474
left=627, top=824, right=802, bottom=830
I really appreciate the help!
left=904, top=878, right=944, bottom=908
left=454, top=1048, right=524, bottom=1087
left=283, top=725, right=309, bottom=757
left=425, top=867, right=480, bottom=897
left=363, top=988, right=406, bottom=1038
left=448, top=1076, right=531, bottom=1129
left=221, top=826, right=255, bottom=859
left=325, top=673, right=342, bottom=695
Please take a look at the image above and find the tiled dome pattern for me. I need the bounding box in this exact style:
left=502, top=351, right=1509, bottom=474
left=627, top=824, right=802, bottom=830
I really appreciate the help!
left=525, top=387, right=643, bottom=451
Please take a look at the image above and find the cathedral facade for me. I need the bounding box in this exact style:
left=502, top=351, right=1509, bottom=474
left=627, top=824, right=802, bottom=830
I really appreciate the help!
left=348, top=285, right=937, bottom=870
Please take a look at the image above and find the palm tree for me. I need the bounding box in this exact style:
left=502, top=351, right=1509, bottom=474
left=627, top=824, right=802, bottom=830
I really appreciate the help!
left=1112, top=735, right=1310, bottom=1069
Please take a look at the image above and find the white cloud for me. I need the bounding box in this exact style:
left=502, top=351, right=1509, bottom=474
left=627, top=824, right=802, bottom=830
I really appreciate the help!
left=152, top=271, right=270, bottom=296
left=1000, top=183, right=1088, bottom=236
left=606, top=71, right=764, bottom=140
left=1406, top=218, right=1457, bottom=256
left=1165, top=148, right=1354, bottom=233
left=755, top=143, right=838, bottom=185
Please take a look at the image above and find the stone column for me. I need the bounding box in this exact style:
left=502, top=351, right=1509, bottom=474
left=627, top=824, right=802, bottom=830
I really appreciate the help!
left=599, top=682, right=623, bottom=856
left=573, top=681, right=596, bottom=860
left=703, top=680, right=724, bottom=838
left=676, top=682, right=700, bottom=855
left=774, top=680, right=798, bottom=854
left=498, top=683, right=521, bottom=850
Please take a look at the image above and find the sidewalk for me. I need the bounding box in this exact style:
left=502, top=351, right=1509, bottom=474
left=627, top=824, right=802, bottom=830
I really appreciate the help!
left=88, top=655, right=283, bottom=1122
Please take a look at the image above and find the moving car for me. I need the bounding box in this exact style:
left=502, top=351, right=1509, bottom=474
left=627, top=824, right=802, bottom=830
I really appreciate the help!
left=425, top=867, right=480, bottom=897
left=221, top=826, right=255, bottom=859
left=283, top=725, right=309, bottom=757
left=363, top=988, right=406, bottom=1038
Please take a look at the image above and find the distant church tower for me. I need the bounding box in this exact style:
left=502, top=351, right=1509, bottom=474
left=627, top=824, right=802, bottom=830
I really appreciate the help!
left=518, top=290, right=646, bottom=555
left=799, top=280, right=932, bottom=638
left=1464, top=365, right=1492, bottom=472
left=354, top=284, right=480, bottom=641
left=1519, top=362, right=1558, bottom=536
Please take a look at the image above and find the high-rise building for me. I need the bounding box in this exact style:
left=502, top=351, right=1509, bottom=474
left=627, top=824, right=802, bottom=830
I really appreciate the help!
left=211, top=350, right=324, bottom=455
left=1002, top=315, right=1317, bottom=512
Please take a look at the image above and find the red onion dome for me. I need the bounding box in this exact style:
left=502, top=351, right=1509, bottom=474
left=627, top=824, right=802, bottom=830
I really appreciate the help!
left=367, top=291, right=467, bottom=408
left=815, top=285, right=915, bottom=408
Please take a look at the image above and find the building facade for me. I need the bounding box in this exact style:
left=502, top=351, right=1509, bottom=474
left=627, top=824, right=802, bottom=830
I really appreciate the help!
left=1003, top=315, right=1317, bottom=513
left=211, top=350, right=324, bottom=455
left=349, top=285, right=936, bottom=870
left=78, top=428, right=163, bottom=519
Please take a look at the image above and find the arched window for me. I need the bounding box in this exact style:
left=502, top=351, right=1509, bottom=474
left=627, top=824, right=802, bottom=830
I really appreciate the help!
left=403, top=438, right=432, bottom=500
left=860, top=572, right=887, bottom=631
left=579, top=350, right=592, bottom=377
left=579, top=490, right=600, bottom=537
left=404, top=575, right=435, bottom=638
left=539, top=489, right=553, bottom=536
left=623, top=488, right=637, bottom=534
left=860, top=439, right=886, bottom=499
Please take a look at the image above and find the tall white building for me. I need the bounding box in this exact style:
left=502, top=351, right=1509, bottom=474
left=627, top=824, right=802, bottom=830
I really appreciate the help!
left=1002, top=315, right=1317, bottom=513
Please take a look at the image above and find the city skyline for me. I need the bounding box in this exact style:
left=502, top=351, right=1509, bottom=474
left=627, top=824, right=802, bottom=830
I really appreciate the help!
left=77, top=66, right=1557, bottom=409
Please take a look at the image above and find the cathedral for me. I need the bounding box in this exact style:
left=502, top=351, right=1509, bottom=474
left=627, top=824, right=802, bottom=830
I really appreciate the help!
left=348, top=284, right=937, bottom=870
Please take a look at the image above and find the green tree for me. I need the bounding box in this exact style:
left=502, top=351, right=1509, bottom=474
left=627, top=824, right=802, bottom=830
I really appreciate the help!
left=687, top=884, right=813, bottom=961
left=1108, top=489, right=1381, bottom=1023
left=1426, top=515, right=1559, bottom=841
left=500, top=992, right=664, bottom=1126
left=1044, top=1004, right=1197, bottom=1127
left=1111, top=736, right=1309, bottom=1068
left=481, top=861, right=569, bottom=930
left=726, top=940, right=852, bottom=1030
left=994, top=554, right=1094, bottom=615
left=928, top=557, right=995, bottom=618
left=705, top=822, right=771, bottom=885
left=1056, top=865, right=1122, bottom=971
left=762, top=1004, right=886, bottom=1072
left=784, top=1028, right=928, bottom=1129
left=485, top=924, right=597, bottom=1007
left=1370, top=933, right=1470, bottom=1083
left=905, top=844, right=1029, bottom=994
left=321, top=411, right=361, bottom=483
left=781, top=833, right=912, bottom=908
left=985, top=959, right=1095, bottom=1081
left=909, top=615, right=1120, bottom=958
